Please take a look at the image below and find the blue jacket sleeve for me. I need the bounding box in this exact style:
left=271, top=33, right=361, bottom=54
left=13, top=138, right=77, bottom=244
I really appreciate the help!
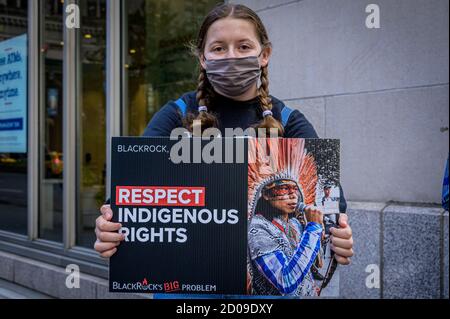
left=142, top=102, right=183, bottom=137
left=283, top=109, right=319, bottom=138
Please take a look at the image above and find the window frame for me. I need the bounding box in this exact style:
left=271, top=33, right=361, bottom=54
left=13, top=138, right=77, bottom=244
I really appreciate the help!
left=0, top=0, right=121, bottom=278
left=0, top=0, right=218, bottom=278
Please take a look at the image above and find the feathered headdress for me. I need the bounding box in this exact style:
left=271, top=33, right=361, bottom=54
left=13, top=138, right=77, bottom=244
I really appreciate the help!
left=247, top=138, right=318, bottom=220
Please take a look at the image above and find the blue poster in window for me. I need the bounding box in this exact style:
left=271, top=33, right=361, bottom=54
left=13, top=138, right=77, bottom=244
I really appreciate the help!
left=0, top=34, right=27, bottom=153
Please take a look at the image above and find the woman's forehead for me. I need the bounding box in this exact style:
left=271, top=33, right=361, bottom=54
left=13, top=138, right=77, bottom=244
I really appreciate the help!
left=205, top=17, right=260, bottom=45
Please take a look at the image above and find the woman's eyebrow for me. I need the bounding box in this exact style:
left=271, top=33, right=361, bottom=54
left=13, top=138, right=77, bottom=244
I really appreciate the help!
left=208, top=40, right=225, bottom=47
left=207, top=39, right=256, bottom=47
left=237, top=38, right=256, bottom=44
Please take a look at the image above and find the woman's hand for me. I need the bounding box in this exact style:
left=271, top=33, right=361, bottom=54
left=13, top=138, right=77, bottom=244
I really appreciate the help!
left=94, top=205, right=125, bottom=258
left=330, top=214, right=354, bottom=265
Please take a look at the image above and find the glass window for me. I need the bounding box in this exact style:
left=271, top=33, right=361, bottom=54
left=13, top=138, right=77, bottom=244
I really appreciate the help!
left=124, top=0, right=222, bottom=136
left=0, top=0, right=28, bottom=235
left=38, top=0, right=64, bottom=242
left=76, top=0, right=106, bottom=248
left=75, top=0, right=221, bottom=248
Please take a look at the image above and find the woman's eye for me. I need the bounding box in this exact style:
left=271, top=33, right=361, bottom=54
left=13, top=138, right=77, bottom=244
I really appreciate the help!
left=240, top=45, right=251, bottom=50
left=213, top=47, right=224, bottom=52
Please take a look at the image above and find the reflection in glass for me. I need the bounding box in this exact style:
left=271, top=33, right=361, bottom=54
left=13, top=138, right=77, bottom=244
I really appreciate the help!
left=0, top=0, right=28, bottom=235
left=125, top=0, right=222, bottom=136
left=76, top=0, right=106, bottom=248
left=39, top=0, right=64, bottom=241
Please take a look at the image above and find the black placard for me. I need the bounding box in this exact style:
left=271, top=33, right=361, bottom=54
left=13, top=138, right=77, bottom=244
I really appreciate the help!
left=109, top=137, right=341, bottom=297
left=109, top=137, right=248, bottom=295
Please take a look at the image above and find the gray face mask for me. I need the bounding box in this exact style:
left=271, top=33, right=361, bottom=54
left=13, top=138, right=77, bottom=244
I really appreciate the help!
left=204, top=55, right=262, bottom=99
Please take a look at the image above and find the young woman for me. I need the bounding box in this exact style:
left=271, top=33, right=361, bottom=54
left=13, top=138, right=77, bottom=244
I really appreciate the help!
left=94, top=3, right=353, bottom=285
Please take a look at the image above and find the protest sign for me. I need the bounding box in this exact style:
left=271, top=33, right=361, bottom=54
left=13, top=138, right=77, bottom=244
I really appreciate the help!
left=110, top=137, right=340, bottom=296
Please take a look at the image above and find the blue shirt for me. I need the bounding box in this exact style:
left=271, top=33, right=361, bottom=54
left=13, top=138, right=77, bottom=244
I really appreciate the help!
left=142, top=91, right=319, bottom=138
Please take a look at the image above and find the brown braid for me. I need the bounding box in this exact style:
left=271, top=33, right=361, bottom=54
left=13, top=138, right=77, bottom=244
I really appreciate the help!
left=255, top=65, right=284, bottom=137
left=182, top=68, right=219, bottom=135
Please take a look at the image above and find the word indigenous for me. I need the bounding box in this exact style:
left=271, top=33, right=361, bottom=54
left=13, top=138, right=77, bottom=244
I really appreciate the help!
left=116, top=186, right=239, bottom=243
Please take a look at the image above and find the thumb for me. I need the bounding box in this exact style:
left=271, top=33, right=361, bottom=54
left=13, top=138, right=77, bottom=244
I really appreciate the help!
left=339, top=213, right=348, bottom=227
left=100, top=205, right=113, bottom=221
left=304, top=205, right=316, bottom=213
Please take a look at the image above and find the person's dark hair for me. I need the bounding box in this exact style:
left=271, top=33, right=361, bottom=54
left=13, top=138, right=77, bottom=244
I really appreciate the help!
left=255, top=197, right=280, bottom=221
left=184, top=3, right=284, bottom=136
left=254, top=196, right=299, bottom=221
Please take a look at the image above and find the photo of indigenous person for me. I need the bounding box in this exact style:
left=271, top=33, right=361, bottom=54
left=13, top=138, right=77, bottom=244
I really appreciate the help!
left=247, top=138, right=340, bottom=297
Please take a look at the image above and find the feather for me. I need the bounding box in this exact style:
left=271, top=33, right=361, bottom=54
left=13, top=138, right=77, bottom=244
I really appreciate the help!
left=248, top=138, right=318, bottom=219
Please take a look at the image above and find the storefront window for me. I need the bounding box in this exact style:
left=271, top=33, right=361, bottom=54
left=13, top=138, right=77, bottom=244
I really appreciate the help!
left=124, top=0, right=222, bottom=136
left=76, top=0, right=106, bottom=248
left=0, top=0, right=28, bottom=235
left=39, top=0, right=64, bottom=241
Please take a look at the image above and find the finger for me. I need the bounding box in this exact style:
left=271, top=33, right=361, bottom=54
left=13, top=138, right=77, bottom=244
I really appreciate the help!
left=330, top=244, right=354, bottom=258
left=96, top=216, right=122, bottom=232
left=330, top=226, right=352, bottom=239
left=100, top=205, right=113, bottom=221
left=306, top=206, right=322, bottom=213
left=331, top=236, right=353, bottom=249
left=94, top=240, right=121, bottom=253
left=311, top=209, right=323, bottom=215
left=100, top=248, right=117, bottom=259
left=335, top=255, right=351, bottom=265
left=304, top=205, right=315, bottom=213
left=338, top=214, right=348, bottom=227
left=306, top=208, right=323, bottom=219
left=97, top=231, right=125, bottom=243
